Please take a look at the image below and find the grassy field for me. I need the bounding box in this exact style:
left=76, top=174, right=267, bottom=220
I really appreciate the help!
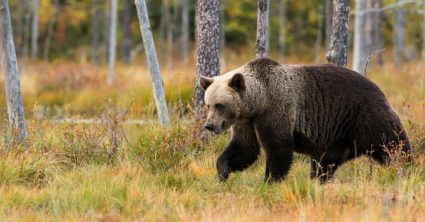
left=0, top=58, right=424, bottom=221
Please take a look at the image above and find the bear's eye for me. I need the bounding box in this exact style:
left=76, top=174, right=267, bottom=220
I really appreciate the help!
left=205, top=104, right=210, bottom=109
left=215, top=103, right=225, bottom=110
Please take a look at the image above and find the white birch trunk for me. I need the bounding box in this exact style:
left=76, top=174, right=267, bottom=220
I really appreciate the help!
left=194, top=0, right=220, bottom=114
left=122, top=0, right=133, bottom=64
left=31, top=0, right=39, bottom=59
left=256, top=0, right=270, bottom=58
left=181, top=0, right=190, bottom=64
left=393, top=0, right=406, bottom=68
left=326, top=0, right=350, bottom=67
left=0, top=0, right=28, bottom=140
left=135, top=0, right=170, bottom=126
left=325, top=0, right=333, bottom=49
left=107, top=0, right=117, bottom=85
left=91, top=0, right=100, bottom=65
left=373, top=0, right=384, bottom=65
left=352, top=0, right=367, bottom=75
left=365, top=0, right=373, bottom=51
left=23, top=0, right=30, bottom=58
left=163, top=0, right=173, bottom=69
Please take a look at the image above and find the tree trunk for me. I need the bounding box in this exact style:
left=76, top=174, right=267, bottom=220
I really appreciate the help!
left=22, top=0, right=31, bottom=59
left=163, top=0, right=173, bottom=69
left=31, top=0, right=39, bottom=59
left=14, top=1, right=26, bottom=56
left=107, top=0, right=117, bottom=86
left=365, top=0, right=373, bottom=51
left=279, top=0, right=286, bottom=63
left=393, top=0, right=406, bottom=68
left=122, top=0, right=133, bottom=64
left=0, top=0, right=28, bottom=140
left=373, top=0, right=384, bottom=65
left=181, top=0, right=190, bottom=64
left=352, top=0, right=367, bottom=75
left=326, top=0, right=350, bottom=67
left=314, top=3, right=324, bottom=64
left=256, top=0, right=270, bottom=58
left=325, top=0, right=333, bottom=49
left=194, top=0, right=220, bottom=115
left=92, top=0, right=101, bottom=65
left=220, top=0, right=226, bottom=70
left=43, top=0, right=59, bottom=62
left=104, top=0, right=110, bottom=62
left=135, top=0, right=170, bottom=126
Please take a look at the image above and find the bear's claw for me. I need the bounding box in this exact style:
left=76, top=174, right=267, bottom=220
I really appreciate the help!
left=217, top=171, right=229, bottom=182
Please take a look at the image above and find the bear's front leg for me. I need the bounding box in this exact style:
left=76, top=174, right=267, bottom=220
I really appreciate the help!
left=255, top=122, right=294, bottom=182
left=264, top=146, right=293, bottom=182
left=216, top=122, right=260, bottom=182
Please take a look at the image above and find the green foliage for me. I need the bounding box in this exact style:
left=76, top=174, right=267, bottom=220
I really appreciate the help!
left=8, top=0, right=424, bottom=61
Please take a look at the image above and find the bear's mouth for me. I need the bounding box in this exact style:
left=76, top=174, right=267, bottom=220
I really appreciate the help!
left=212, top=121, right=226, bottom=135
left=213, top=129, right=221, bottom=135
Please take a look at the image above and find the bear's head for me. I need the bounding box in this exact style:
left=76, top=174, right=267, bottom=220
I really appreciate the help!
left=200, top=72, right=246, bottom=134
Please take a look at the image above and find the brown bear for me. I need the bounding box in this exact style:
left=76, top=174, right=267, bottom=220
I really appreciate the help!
left=200, top=57, right=411, bottom=183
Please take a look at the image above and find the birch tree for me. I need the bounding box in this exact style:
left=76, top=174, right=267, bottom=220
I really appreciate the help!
left=326, top=0, right=350, bottom=67
left=325, top=0, right=333, bottom=49
left=0, top=0, right=28, bottom=140
left=372, top=0, right=384, bottom=65
left=122, top=0, right=133, bottom=64
left=163, top=0, right=173, bottom=69
left=279, top=0, right=286, bottom=63
left=181, top=0, right=190, bottom=64
left=352, top=0, right=367, bottom=74
left=135, top=0, right=170, bottom=125
left=365, top=0, right=374, bottom=51
left=104, top=0, right=110, bottom=61
left=393, top=0, right=406, bottom=68
left=31, top=0, right=39, bottom=59
left=107, top=0, right=117, bottom=85
left=256, top=0, right=270, bottom=58
left=92, top=0, right=101, bottom=65
left=23, top=0, right=31, bottom=58
left=194, top=0, right=220, bottom=114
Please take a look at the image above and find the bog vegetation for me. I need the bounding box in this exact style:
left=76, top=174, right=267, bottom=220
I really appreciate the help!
left=0, top=58, right=424, bottom=221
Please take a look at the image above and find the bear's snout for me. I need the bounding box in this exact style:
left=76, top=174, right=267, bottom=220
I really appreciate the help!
left=204, top=123, right=215, bottom=131
left=204, top=121, right=224, bottom=134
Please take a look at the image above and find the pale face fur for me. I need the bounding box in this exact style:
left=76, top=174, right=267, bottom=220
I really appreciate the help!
left=200, top=69, right=245, bottom=134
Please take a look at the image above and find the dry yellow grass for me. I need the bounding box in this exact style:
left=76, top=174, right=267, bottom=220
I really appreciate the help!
left=0, top=58, right=424, bottom=221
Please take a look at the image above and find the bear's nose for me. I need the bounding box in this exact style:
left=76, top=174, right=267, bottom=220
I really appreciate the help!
left=204, top=123, right=214, bottom=131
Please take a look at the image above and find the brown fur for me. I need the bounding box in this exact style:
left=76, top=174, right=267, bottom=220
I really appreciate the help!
left=201, top=57, right=411, bottom=183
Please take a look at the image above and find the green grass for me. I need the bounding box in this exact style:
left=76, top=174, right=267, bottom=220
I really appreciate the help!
left=0, top=60, right=424, bottom=221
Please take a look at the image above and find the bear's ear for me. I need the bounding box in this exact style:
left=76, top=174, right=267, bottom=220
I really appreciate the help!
left=200, top=75, right=214, bottom=90
left=229, top=73, right=245, bottom=92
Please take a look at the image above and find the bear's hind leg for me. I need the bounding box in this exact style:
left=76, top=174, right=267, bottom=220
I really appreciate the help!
left=369, top=148, right=389, bottom=165
left=216, top=122, right=260, bottom=182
